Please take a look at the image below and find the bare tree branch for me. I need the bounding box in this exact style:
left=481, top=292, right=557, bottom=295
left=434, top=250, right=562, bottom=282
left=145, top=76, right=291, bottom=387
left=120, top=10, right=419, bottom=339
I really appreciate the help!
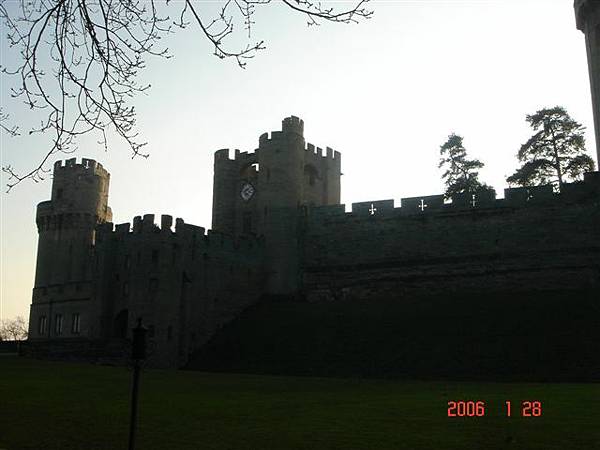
left=0, top=108, right=19, bottom=136
left=1, top=0, right=372, bottom=191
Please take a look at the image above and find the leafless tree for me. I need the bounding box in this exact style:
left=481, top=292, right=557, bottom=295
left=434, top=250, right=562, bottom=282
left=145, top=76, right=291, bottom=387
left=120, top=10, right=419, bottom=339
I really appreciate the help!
left=0, top=108, right=19, bottom=136
left=0, top=0, right=372, bottom=191
left=0, top=316, right=29, bottom=341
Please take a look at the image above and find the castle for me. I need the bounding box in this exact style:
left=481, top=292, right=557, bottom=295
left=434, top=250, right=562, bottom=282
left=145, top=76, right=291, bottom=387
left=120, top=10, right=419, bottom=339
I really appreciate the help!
left=26, top=115, right=600, bottom=368
left=26, top=4, right=600, bottom=368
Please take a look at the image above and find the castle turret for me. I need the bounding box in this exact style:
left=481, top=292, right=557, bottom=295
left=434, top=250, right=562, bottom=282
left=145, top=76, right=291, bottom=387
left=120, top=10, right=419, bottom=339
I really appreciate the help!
left=575, top=0, right=600, bottom=165
left=257, top=116, right=307, bottom=211
left=211, top=116, right=342, bottom=294
left=29, top=158, right=112, bottom=340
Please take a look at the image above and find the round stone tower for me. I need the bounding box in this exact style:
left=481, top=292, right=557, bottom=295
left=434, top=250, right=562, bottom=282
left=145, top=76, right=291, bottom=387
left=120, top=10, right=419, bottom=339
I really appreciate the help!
left=575, top=0, right=600, bottom=165
left=29, top=157, right=112, bottom=340
left=33, top=158, right=112, bottom=289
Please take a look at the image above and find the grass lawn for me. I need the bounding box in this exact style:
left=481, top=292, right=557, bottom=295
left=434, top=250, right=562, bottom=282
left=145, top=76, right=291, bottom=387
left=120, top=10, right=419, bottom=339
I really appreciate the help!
left=0, top=356, right=599, bottom=450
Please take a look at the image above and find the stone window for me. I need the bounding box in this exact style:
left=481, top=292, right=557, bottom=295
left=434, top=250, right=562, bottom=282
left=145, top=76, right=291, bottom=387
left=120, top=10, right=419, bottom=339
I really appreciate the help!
left=71, top=313, right=81, bottom=334
left=54, top=314, right=64, bottom=336
left=38, top=316, right=47, bottom=335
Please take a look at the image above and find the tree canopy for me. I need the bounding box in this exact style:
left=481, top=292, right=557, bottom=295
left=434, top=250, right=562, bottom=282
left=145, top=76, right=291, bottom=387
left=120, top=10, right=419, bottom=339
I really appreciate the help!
left=0, top=316, right=28, bottom=341
left=439, top=133, right=495, bottom=200
left=506, top=106, right=595, bottom=190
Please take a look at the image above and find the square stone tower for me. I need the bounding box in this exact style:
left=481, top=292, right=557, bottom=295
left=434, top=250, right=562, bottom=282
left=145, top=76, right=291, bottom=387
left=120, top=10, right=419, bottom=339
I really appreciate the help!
left=211, top=116, right=342, bottom=293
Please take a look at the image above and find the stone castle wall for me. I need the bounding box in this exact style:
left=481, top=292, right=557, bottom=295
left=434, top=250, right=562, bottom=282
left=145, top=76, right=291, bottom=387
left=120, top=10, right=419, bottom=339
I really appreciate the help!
left=301, top=173, right=600, bottom=302
left=93, top=215, right=265, bottom=367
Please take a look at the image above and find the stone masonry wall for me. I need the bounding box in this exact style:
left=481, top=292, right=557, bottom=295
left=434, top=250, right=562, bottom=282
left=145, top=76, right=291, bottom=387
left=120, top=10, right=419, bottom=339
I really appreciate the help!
left=301, top=173, right=600, bottom=302
left=94, top=214, right=265, bottom=368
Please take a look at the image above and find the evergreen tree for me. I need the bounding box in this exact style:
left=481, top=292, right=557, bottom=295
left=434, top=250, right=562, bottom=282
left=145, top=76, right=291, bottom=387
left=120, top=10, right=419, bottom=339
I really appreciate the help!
left=439, top=133, right=495, bottom=199
left=507, top=106, right=595, bottom=190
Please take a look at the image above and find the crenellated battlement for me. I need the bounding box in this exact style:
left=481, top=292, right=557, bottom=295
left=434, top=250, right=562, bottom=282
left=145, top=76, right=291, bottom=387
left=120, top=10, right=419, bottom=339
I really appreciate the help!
left=304, top=143, right=341, bottom=164
left=258, top=130, right=286, bottom=146
left=257, top=116, right=305, bottom=146
left=97, top=214, right=264, bottom=253
left=234, top=149, right=258, bottom=162
left=217, top=117, right=338, bottom=168
left=214, top=148, right=232, bottom=160
left=214, top=148, right=259, bottom=163
left=281, top=115, right=304, bottom=136
left=307, top=172, right=600, bottom=221
left=53, top=157, right=108, bottom=178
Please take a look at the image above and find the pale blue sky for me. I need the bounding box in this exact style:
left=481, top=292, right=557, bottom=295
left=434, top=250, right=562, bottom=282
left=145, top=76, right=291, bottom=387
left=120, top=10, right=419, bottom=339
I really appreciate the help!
left=0, top=0, right=595, bottom=321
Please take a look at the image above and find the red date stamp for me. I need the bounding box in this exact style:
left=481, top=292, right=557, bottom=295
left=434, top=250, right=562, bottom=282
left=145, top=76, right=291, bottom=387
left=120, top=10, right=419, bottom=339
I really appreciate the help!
left=447, top=401, right=542, bottom=417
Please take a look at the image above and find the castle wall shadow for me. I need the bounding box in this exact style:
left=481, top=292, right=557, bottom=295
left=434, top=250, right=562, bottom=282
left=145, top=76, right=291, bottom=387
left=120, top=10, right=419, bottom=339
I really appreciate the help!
left=187, top=289, right=600, bottom=381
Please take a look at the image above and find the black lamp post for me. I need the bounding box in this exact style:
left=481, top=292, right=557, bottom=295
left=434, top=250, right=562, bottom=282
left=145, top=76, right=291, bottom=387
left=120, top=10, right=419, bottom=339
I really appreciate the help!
left=128, top=318, right=147, bottom=450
